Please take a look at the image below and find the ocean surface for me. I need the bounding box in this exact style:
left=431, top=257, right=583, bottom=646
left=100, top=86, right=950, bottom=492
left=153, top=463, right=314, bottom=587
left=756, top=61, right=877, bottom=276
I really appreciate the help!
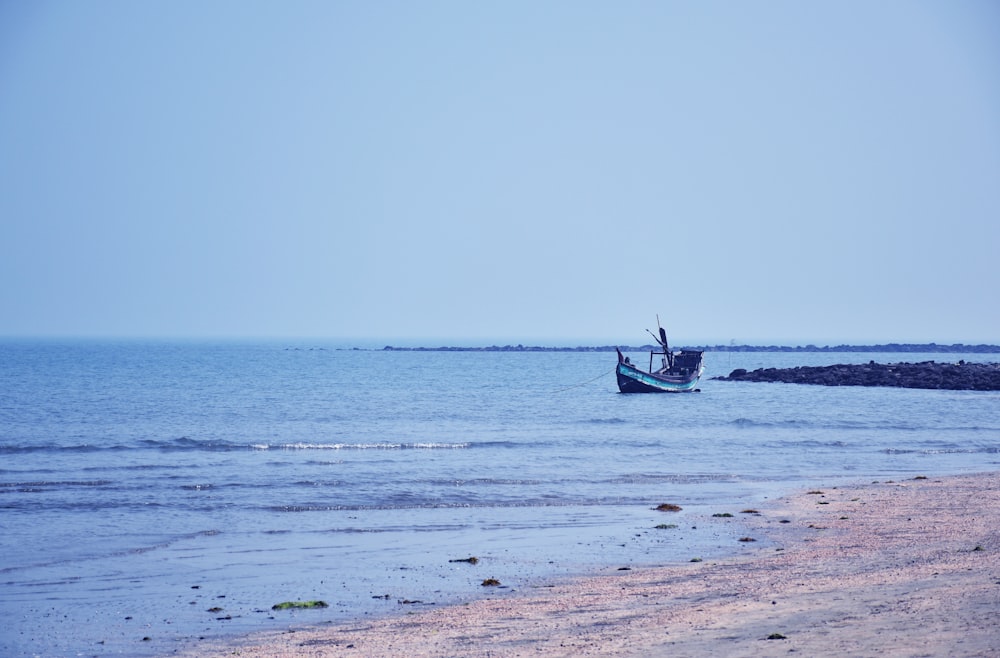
left=2, top=341, right=998, bottom=657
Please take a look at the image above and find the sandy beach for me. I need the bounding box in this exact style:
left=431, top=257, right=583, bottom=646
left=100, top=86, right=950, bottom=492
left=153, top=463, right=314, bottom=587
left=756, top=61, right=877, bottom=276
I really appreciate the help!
left=188, top=472, right=999, bottom=657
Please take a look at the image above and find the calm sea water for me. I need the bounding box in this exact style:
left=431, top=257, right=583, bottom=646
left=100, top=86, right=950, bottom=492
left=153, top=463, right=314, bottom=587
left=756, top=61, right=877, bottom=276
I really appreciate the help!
left=2, top=341, right=998, bottom=657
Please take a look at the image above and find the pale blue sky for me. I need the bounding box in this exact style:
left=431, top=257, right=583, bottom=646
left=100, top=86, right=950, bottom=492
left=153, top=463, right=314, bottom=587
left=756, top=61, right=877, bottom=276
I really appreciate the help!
left=2, top=1, right=998, bottom=345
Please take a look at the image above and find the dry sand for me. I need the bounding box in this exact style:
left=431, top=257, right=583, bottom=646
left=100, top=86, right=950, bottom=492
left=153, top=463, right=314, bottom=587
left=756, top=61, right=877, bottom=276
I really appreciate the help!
left=187, top=472, right=1000, bottom=657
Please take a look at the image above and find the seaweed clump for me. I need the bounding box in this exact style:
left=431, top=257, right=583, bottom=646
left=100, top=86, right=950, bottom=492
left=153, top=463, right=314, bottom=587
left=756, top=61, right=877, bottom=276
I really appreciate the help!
left=271, top=600, right=329, bottom=610
left=449, top=557, right=479, bottom=564
left=654, top=503, right=682, bottom=512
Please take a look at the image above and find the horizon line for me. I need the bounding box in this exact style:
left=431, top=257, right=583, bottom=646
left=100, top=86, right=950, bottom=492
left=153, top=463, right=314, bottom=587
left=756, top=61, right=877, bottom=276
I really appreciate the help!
left=2, top=336, right=999, bottom=352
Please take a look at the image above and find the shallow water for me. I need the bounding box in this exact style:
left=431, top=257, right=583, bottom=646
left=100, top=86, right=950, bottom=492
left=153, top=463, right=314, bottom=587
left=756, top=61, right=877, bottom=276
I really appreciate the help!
left=2, top=342, right=998, bottom=656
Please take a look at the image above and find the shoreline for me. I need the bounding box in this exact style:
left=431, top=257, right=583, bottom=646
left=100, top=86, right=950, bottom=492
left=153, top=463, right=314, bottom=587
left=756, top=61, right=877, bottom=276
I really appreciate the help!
left=184, top=471, right=1000, bottom=657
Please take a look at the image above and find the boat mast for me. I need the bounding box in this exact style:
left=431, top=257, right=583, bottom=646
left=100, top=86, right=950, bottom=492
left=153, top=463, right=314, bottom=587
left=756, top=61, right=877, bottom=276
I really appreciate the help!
left=656, top=315, right=674, bottom=370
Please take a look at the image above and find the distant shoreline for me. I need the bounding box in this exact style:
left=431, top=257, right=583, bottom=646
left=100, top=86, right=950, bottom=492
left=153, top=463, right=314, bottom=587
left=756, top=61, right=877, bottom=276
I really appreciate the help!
left=374, top=343, right=1000, bottom=353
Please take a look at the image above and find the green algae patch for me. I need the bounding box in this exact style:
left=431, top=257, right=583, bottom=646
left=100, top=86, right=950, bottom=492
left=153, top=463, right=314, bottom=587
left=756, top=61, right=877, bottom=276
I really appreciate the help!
left=271, top=600, right=330, bottom=610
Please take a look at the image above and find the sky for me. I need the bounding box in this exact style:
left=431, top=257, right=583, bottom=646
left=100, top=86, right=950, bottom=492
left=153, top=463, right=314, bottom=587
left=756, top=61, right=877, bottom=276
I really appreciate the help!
left=1, top=1, right=998, bottom=346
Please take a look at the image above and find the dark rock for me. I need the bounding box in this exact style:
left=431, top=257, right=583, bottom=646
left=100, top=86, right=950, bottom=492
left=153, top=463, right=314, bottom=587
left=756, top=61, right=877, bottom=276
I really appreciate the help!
left=713, top=361, right=1000, bottom=390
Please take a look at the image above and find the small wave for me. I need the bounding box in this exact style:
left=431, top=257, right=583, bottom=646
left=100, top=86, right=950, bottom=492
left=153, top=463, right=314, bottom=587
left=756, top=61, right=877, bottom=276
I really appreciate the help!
left=251, top=442, right=470, bottom=451
left=884, top=446, right=999, bottom=455
left=0, top=438, right=473, bottom=454
left=0, top=528, right=223, bottom=574
left=0, top=443, right=105, bottom=455
left=82, top=463, right=187, bottom=472
left=605, top=473, right=738, bottom=485
left=728, top=417, right=838, bottom=429
left=728, top=418, right=797, bottom=429
left=145, top=437, right=244, bottom=451
left=725, top=418, right=973, bottom=432
left=262, top=498, right=656, bottom=513
left=471, top=441, right=521, bottom=449
left=765, top=439, right=850, bottom=449
left=321, top=524, right=471, bottom=534
left=0, top=480, right=115, bottom=494
left=423, top=478, right=544, bottom=486
left=583, top=417, right=628, bottom=425
left=0, top=438, right=243, bottom=454
left=0, top=479, right=113, bottom=488
left=292, top=480, right=346, bottom=487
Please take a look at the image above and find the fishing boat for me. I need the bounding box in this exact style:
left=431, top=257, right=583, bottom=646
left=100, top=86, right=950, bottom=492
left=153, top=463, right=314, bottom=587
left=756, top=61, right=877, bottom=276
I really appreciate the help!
left=616, top=321, right=704, bottom=393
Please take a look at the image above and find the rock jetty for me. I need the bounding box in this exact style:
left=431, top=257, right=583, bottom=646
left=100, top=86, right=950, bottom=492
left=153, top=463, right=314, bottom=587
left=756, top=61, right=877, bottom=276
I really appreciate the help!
left=713, top=361, right=1000, bottom=390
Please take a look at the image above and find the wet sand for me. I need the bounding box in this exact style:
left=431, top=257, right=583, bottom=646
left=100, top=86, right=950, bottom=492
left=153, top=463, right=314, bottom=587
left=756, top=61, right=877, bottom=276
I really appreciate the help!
left=188, top=472, right=1000, bottom=657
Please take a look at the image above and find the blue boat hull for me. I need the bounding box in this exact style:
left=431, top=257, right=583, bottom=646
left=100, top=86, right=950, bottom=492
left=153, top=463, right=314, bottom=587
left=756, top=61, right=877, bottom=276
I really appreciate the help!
left=616, top=361, right=702, bottom=393
left=615, top=346, right=704, bottom=393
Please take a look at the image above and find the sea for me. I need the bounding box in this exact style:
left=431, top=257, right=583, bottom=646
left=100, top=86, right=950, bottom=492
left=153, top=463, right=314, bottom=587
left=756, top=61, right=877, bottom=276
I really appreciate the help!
left=2, top=340, right=998, bottom=657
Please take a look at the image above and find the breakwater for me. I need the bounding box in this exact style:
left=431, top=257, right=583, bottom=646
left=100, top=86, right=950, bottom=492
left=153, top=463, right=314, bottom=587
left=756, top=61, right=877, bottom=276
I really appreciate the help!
left=714, top=361, right=1000, bottom=390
